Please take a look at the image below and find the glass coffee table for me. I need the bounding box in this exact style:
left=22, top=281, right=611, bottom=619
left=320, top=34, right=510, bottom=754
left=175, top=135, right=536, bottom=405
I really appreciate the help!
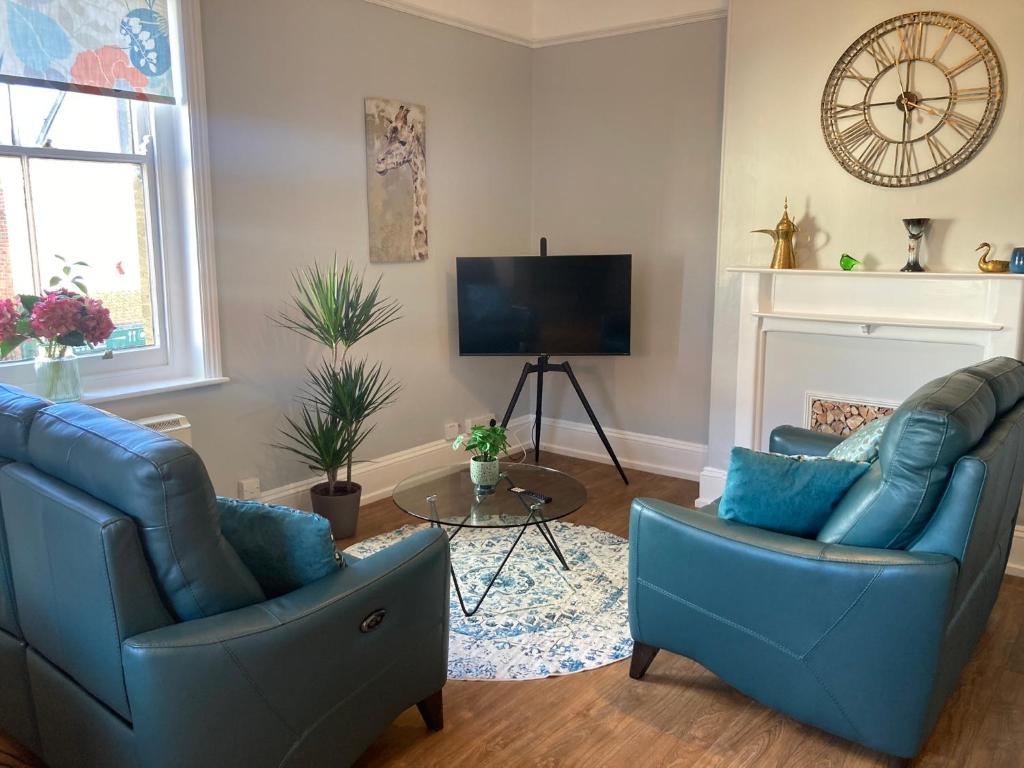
left=393, top=464, right=587, bottom=616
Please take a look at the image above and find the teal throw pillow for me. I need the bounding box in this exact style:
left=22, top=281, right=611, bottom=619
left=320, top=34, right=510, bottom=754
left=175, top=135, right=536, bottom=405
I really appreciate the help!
left=718, top=447, right=871, bottom=537
left=826, top=415, right=891, bottom=463
left=218, top=497, right=341, bottom=597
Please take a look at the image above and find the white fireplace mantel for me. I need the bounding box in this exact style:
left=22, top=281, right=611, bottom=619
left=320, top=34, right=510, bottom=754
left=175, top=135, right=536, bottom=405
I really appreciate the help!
left=697, top=267, right=1024, bottom=506
left=730, top=267, right=1024, bottom=451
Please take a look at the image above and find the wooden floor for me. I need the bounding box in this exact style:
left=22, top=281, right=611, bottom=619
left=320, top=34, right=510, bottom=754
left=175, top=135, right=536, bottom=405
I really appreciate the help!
left=3, top=452, right=1024, bottom=767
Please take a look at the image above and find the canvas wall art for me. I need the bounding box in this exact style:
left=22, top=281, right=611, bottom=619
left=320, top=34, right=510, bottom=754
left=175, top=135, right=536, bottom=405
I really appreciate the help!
left=364, top=98, right=428, bottom=263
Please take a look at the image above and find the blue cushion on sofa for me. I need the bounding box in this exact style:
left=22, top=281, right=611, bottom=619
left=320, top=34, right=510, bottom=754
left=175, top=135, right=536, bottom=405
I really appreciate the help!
left=718, top=447, right=871, bottom=537
left=827, top=415, right=891, bottom=463
left=218, top=498, right=340, bottom=597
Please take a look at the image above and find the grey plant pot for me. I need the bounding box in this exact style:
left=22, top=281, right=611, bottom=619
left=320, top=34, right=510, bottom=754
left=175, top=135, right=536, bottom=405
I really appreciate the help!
left=311, top=481, right=362, bottom=540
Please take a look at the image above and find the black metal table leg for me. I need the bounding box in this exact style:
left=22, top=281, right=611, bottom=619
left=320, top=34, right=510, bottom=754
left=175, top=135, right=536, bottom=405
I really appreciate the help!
left=536, top=521, right=570, bottom=571
left=448, top=522, right=532, bottom=617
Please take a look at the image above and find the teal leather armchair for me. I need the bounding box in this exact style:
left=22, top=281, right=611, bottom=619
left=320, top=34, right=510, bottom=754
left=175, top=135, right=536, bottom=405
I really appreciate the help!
left=629, top=358, right=1024, bottom=758
left=0, top=387, right=450, bottom=767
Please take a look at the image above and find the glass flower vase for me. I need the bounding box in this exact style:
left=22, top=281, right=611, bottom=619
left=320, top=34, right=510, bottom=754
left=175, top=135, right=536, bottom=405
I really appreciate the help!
left=34, top=348, right=83, bottom=403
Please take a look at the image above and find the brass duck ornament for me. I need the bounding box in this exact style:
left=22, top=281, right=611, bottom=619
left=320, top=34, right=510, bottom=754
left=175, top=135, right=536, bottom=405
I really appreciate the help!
left=752, top=198, right=798, bottom=270
left=977, top=242, right=1009, bottom=273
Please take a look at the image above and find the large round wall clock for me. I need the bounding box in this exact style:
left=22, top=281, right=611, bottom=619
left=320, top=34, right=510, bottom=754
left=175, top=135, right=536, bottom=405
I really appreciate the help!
left=821, top=11, right=1003, bottom=188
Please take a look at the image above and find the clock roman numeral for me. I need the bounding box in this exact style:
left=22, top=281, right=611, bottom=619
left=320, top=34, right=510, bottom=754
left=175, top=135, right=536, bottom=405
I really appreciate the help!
left=946, top=51, right=983, bottom=78
left=843, top=67, right=873, bottom=87
left=865, top=39, right=895, bottom=73
left=896, top=141, right=917, bottom=177
left=954, top=86, right=989, bottom=103
left=898, top=22, right=926, bottom=62
left=840, top=119, right=874, bottom=151
left=944, top=110, right=980, bottom=139
left=926, top=133, right=952, bottom=166
left=832, top=102, right=866, bottom=120
left=930, top=27, right=955, bottom=64
left=858, top=136, right=889, bottom=171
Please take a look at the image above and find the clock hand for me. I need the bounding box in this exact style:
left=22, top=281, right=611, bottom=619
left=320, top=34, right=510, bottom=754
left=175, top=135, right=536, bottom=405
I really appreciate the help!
left=893, top=48, right=909, bottom=95
left=906, top=45, right=915, bottom=94
left=904, top=97, right=945, bottom=119
left=870, top=96, right=951, bottom=108
left=899, top=104, right=912, bottom=175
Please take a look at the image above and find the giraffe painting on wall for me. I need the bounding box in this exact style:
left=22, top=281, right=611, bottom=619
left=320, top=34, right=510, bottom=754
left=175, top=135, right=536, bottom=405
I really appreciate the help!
left=365, top=98, right=428, bottom=263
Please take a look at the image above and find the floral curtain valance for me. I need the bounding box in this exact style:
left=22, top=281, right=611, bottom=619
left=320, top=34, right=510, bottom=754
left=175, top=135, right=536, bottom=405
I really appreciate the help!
left=0, top=0, right=175, bottom=104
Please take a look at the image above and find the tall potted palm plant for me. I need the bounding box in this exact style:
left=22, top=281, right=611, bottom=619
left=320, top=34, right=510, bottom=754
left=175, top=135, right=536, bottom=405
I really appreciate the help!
left=274, top=260, right=401, bottom=538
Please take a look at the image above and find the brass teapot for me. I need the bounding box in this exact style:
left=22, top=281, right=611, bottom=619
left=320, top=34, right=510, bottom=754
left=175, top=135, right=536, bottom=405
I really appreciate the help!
left=752, top=198, right=798, bottom=270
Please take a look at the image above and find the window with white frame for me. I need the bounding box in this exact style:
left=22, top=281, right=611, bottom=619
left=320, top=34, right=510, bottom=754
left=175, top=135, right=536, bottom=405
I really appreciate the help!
left=0, top=0, right=221, bottom=400
left=0, top=85, right=161, bottom=361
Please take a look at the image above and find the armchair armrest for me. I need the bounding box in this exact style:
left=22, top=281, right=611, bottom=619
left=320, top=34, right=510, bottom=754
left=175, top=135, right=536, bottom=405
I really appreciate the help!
left=123, top=528, right=449, bottom=768
left=628, top=498, right=957, bottom=757
left=769, top=425, right=844, bottom=456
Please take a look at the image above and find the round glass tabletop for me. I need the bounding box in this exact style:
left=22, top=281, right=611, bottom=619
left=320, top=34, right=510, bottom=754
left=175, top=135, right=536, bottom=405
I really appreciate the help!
left=392, top=463, right=587, bottom=528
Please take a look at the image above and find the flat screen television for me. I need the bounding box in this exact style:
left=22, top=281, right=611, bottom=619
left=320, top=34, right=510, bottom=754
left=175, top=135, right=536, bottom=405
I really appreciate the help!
left=456, top=255, right=631, bottom=356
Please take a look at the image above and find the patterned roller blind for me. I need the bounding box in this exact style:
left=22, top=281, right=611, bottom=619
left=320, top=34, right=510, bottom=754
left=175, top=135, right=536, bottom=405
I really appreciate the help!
left=0, top=0, right=175, bottom=103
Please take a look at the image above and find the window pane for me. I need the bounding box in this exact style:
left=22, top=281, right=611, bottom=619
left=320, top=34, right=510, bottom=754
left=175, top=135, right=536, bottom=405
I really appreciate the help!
left=0, top=157, right=35, bottom=361
left=10, top=86, right=136, bottom=154
left=29, top=159, right=156, bottom=354
left=0, top=87, right=13, bottom=146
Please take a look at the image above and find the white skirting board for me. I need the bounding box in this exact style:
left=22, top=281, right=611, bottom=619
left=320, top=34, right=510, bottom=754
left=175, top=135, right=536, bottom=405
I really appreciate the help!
left=259, top=415, right=706, bottom=510
left=259, top=438, right=463, bottom=511
left=518, top=416, right=707, bottom=481
left=1007, top=526, right=1024, bottom=579
left=696, top=466, right=727, bottom=508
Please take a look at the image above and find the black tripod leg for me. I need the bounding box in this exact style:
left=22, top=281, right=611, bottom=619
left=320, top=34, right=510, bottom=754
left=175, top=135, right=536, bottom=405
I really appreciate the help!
left=500, top=362, right=532, bottom=428
left=534, top=360, right=544, bottom=462
left=562, top=362, right=629, bottom=485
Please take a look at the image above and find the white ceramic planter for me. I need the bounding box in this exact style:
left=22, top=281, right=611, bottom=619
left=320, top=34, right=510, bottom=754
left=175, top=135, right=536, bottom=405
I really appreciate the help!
left=469, top=457, right=500, bottom=490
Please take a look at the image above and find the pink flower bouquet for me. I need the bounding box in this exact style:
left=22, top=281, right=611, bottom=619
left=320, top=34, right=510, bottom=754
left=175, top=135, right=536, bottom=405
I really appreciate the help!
left=0, top=289, right=115, bottom=360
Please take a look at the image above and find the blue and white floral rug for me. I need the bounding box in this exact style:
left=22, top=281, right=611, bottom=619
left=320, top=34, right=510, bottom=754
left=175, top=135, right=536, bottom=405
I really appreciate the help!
left=345, top=522, right=633, bottom=681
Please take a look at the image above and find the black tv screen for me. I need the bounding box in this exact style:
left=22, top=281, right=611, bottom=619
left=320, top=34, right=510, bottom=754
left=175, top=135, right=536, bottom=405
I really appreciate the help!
left=456, top=255, right=631, bottom=356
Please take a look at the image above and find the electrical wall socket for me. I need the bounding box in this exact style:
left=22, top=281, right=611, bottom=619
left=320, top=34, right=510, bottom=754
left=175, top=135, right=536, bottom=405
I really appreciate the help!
left=444, top=422, right=461, bottom=440
left=464, top=413, right=497, bottom=433
left=237, top=477, right=261, bottom=500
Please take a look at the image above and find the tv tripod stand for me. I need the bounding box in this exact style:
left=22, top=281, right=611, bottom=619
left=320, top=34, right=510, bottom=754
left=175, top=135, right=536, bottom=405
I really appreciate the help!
left=500, top=355, right=629, bottom=485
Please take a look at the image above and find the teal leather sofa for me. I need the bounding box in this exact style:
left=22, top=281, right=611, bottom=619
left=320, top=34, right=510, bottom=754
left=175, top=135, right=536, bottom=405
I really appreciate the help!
left=0, top=386, right=450, bottom=767
left=628, top=357, right=1024, bottom=758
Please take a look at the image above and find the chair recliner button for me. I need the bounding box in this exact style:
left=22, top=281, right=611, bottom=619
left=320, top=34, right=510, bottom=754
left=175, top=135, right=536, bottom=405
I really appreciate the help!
left=360, top=609, right=387, bottom=633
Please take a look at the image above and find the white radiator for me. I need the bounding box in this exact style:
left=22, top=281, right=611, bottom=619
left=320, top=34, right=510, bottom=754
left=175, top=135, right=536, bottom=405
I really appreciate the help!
left=134, top=414, right=192, bottom=446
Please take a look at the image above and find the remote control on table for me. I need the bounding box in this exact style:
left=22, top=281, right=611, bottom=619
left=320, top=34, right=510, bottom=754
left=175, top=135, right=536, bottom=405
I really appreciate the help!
left=508, top=486, right=552, bottom=504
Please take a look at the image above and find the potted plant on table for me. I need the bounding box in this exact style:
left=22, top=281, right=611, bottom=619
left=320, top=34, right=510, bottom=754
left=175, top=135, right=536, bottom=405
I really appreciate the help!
left=453, top=420, right=510, bottom=493
left=274, top=259, right=401, bottom=538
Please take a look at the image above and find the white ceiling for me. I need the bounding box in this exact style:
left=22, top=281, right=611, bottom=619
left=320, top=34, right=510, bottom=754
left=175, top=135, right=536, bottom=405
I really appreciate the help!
left=365, top=0, right=728, bottom=47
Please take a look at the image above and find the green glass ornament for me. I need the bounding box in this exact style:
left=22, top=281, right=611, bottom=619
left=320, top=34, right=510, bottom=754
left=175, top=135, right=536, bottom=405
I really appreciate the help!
left=840, top=253, right=862, bottom=271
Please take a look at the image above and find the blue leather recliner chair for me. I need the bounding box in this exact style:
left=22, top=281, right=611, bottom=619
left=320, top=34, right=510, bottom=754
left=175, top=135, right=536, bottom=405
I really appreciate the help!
left=0, top=386, right=450, bottom=767
left=628, top=357, right=1024, bottom=758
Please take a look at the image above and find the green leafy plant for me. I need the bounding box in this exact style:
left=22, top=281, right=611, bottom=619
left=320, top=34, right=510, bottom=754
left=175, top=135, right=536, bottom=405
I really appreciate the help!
left=273, top=259, right=401, bottom=495
left=50, top=255, right=90, bottom=295
left=452, top=421, right=510, bottom=463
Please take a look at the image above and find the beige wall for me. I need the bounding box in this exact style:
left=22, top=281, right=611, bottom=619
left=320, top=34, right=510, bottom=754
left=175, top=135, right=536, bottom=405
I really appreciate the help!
left=706, top=0, right=1024, bottom=471
left=530, top=20, right=727, bottom=444
left=109, top=0, right=535, bottom=493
